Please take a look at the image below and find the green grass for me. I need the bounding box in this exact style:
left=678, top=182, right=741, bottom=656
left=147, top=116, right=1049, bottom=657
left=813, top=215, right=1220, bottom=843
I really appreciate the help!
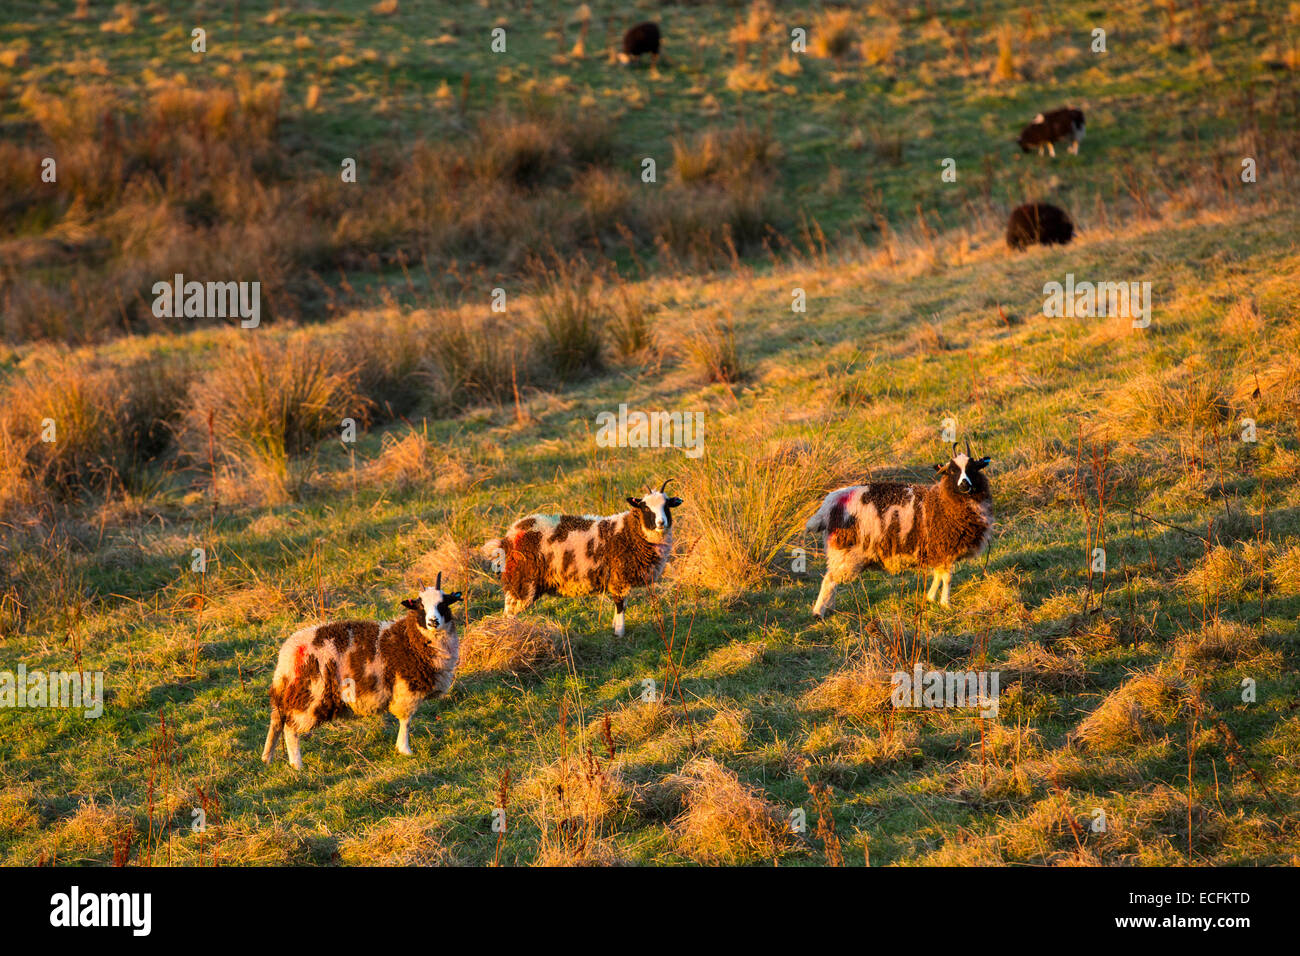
left=1, top=0, right=1299, bottom=866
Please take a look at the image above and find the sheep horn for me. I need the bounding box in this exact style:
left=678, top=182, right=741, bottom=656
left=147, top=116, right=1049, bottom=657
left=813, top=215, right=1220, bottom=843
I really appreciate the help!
left=659, top=478, right=674, bottom=493
left=952, top=442, right=960, bottom=458
left=965, top=438, right=972, bottom=458
left=435, top=571, right=442, bottom=591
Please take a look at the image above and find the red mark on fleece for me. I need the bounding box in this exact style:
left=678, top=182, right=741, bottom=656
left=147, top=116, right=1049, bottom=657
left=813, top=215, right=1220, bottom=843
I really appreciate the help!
left=836, top=490, right=855, bottom=510
left=293, top=644, right=310, bottom=678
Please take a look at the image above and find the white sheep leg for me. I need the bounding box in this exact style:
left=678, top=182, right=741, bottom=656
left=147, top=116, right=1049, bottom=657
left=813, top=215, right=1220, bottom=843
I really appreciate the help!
left=613, top=599, right=626, bottom=637
left=940, top=570, right=953, bottom=607
left=395, top=717, right=412, bottom=756
left=283, top=727, right=303, bottom=771
left=1047, top=142, right=1056, bottom=157
left=813, top=573, right=838, bottom=617
left=926, top=570, right=942, bottom=603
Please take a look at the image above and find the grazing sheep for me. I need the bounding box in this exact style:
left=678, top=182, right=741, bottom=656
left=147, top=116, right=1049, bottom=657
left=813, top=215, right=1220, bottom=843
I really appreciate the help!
left=482, top=480, right=682, bottom=636
left=806, top=442, right=993, bottom=617
left=619, top=21, right=661, bottom=65
left=261, top=575, right=462, bottom=770
left=1006, top=202, right=1074, bottom=250
left=1018, top=107, right=1085, bottom=156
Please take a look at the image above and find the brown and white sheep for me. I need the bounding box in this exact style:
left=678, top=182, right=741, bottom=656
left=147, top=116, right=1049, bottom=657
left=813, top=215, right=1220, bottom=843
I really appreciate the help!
left=261, top=575, right=462, bottom=770
left=1018, top=107, right=1086, bottom=156
left=806, top=443, right=993, bottom=616
left=481, top=480, right=682, bottom=636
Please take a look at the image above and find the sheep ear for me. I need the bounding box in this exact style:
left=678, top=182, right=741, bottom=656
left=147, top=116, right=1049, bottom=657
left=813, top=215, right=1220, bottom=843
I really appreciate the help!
left=401, top=598, right=420, bottom=611
left=445, top=591, right=462, bottom=605
left=627, top=497, right=643, bottom=508
left=934, top=463, right=944, bottom=472
left=666, top=497, right=683, bottom=508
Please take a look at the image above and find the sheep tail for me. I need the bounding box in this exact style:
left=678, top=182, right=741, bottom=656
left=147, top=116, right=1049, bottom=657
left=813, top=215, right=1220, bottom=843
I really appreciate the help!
left=480, top=536, right=507, bottom=570
left=805, top=497, right=834, bottom=535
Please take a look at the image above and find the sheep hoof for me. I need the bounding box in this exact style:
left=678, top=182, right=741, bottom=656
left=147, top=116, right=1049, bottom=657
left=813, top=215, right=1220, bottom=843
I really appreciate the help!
left=396, top=745, right=413, bottom=757
left=939, top=599, right=951, bottom=609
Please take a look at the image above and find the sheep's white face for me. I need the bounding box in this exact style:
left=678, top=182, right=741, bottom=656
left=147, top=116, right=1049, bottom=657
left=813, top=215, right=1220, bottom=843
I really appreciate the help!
left=401, top=585, right=462, bottom=633
left=626, top=487, right=683, bottom=540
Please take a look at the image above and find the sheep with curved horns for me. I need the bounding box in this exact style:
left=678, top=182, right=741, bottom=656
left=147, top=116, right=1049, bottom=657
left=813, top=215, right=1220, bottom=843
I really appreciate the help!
left=261, top=573, right=462, bottom=770
left=482, top=479, right=682, bottom=636
left=806, top=442, right=993, bottom=616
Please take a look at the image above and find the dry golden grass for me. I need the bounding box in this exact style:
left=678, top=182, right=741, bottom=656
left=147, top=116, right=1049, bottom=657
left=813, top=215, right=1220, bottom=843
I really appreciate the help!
left=1173, top=618, right=1278, bottom=667
left=358, top=430, right=475, bottom=493
left=525, top=752, right=631, bottom=825
left=802, top=647, right=898, bottom=720
left=674, top=430, right=857, bottom=591
left=336, top=814, right=461, bottom=866
left=811, top=9, right=857, bottom=61
left=861, top=23, right=902, bottom=67
left=1072, top=669, right=1190, bottom=752
left=665, top=757, right=790, bottom=863
left=458, top=613, right=562, bottom=676
left=182, top=336, right=367, bottom=503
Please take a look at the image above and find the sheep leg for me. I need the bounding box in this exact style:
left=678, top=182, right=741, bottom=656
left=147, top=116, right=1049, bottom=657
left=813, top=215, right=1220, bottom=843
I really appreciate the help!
left=926, top=570, right=942, bottom=603
left=613, top=598, right=626, bottom=637
left=940, top=569, right=953, bottom=607
left=283, top=726, right=303, bottom=771
left=395, top=717, right=413, bottom=756
left=1069, top=139, right=1080, bottom=155
left=813, top=573, right=838, bottom=618
left=1047, top=142, right=1056, bottom=158
left=261, top=705, right=284, bottom=763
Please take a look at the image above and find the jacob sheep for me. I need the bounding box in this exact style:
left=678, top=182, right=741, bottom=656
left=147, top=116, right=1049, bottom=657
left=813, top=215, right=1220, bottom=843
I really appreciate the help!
left=619, top=21, right=661, bottom=65
left=482, top=480, right=682, bottom=636
left=1006, top=202, right=1074, bottom=250
left=1018, top=107, right=1085, bottom=156
left=806, top=442, right=993, bottom=617
left=261, top=575, right=462, bottom=770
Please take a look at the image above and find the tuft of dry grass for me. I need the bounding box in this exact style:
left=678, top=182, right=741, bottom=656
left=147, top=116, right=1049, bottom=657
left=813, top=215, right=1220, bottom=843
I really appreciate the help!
left=665, top=757, right=790, bottom=863
left=336, top=814, right=461, bottom=866
left=459, top=614, right=563, bottom=675
left=677, top=308, right=746, bottom=384
left=531, top=260, right=607, bottom=383
left=182, top=337, right=367, bottom=501
left=993, top=23, right=1017, bottom=81
left=359, top=429, right=474, bottom=493
left=812, top=9, right=857, bottom=61
left=1072, top=669, right=1190, bottom=752
left=674, top=431, right=857, bottom=591
left=802, top=648, right=898, bottom=720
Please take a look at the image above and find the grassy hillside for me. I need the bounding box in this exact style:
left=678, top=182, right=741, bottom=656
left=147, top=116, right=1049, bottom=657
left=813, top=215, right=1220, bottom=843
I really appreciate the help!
left=2, top=0, right=1299, bottom=866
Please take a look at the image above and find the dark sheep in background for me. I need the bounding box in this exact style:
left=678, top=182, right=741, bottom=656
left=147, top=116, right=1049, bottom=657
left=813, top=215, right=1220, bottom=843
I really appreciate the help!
left=619, top=21, right=661, bottom=65
left=1006, top=202, right=1074, bottom=250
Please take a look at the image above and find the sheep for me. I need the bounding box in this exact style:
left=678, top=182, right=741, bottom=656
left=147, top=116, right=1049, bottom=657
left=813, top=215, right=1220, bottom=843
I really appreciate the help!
left=481, top=480, right=682, bottom=637
left=1018, top=107, right=1085, bottom=156
left=261, top=574, right=462, bottom=770
left=1006, top=201, right=1074, bottom=251
left=806, top=442, right=993, bottom=617
left=619, top=21, right=661, bottom=65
